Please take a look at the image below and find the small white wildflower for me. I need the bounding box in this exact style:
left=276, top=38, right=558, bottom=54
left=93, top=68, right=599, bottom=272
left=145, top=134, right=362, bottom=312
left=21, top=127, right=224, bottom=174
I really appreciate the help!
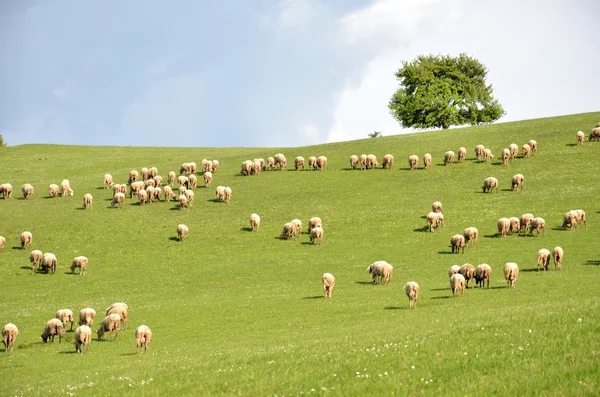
left=411, top=366, right=415, bottom=369
left=577, top=318, right=582, bottom=323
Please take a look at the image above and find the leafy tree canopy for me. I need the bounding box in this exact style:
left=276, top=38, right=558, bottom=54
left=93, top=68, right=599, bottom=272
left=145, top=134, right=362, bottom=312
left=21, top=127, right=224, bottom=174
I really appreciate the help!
left=388, top=53, right=505, bottom=130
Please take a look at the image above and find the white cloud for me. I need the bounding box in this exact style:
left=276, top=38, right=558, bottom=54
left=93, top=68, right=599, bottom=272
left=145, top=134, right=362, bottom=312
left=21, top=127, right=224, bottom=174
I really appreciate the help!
left=276, top=0, right=316, bottom=29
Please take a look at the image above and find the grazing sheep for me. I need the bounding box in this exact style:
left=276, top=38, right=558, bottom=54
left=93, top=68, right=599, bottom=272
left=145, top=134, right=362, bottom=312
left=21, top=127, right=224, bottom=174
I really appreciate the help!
left=382, top=154, right=394, bottom=169
left=281, top=222, right=297, bottom=239
left=508, top=217, right=521, bottom=234
left=224, top=187, right=232, bottom=203
left=291, top=219, right=303, bottom=233
left=163, top=186, right=176, bottom=201
left=41, top=318, right=64, bottom=343
left=78, top=308, right=96, bottom=327
left=149, top=167, right=158, bottom=178
left=450, top=235, right=465, bottom=253
left=56, top=309, right=75, bottom=331
left=111, top=192, right=125, bottom=208
left=520, top=213, right=534, bottom=234
left=450, top=273, right=466, bottom=297
left=562, top=210, right=579, bottom=231
left=112, top=184, right=123, bottom=196
left=29, top=249, right=43, bottom=269
left=0, top=236, right=5, bottom=253
left=2, top=323, right=18, bottom=352
left=177, top=175, right=189, bottom=187
left=20, top=231, right=32, bottom=250
left=463, top=227, right=479, bottom=247
left=201, top=159, right=208, bottom=172
left=184, top=189, right=194, bottom=207
left=168, top=171, right=176, bottom=186
left=104, top=174, right=113, bottom=189
left=48, top=184, right=59, bottom=198
left=322, top=273, right=335, bottom=299
left=205, top=160, right=214, bottom=173
left=448, top=265, right=461, bottom=277
left=459, top=264, right=475, bottom=288
left=501, top=148, right=510, bottom=165
left=457, top=147, right=467, bottom=162
left=211, top=160, right=219, bottom=173
left=359, top=154, right=368, bottom=170
left=274, top=153, right=287, bottom=170
left=436, top=213, right=444, bottom=227
left=303, top=156, right=314, bottom=170
left=426, top=212, right=441, bottom=232
left=152, top=187, right=161, bottom=202
left=483, top=148, right=494, bottom=162
left=97, top=314, right=121, bottom=341
left=252, top=159, right=262, bottom=175
left=0, top=183, right=13, bottom=199
left=22, top=183, right=34, bottom=199
left=482, top=177, right=499, bottom=193
left=367, top=261, right=393, bottom=284
left=129, top=181, right=145, bottom=198
left=83, top=193, right=93, bottom=210
left=295, top=156, right=305, bottom=170
left=135, top=325, right=153, bottom=354
left=316, top=156, right=327, bottom=170
left=70, top=256, right=88, bottom=276
left=190, top=162, right=198, bottom=174
left=423, top=153, right=432, bottom=169
left=509, top=143, right=519, bottom=159
left=178, top=194, right=187, bottom=210
left=589, top=127, right=600, bottom=141
left=177, top=186, right=186, bottom=196
left=153, top=175, right=163, bottom=187
left=267, top=157, right=275, bottom=170
left=177, top=224, right=189, bottom=241
left=367, top=154, right=378, bottom=169
left=41, top=253, right=57, bottom=274
left=106, top=304, right=129, bottom=330
left=408, top=155, right=418, bottom=170
left=529, top=217, right=546, bottom=236
left=574, top=209, right=587, bottom=229
left=249, top=213, right=261, bottom=231
left=522, top=143, right=531, bottom=158
left=511, top=174, right=524, bottom=192
left=308, top=217, right=322, bottom=232
left=552, top=246, right=564, bottom=270
left=138, top=189, right=148, bottom=206
left=128, top=170, right=139, bottom=185
left=141, top=167, right=149, bottom=181
left=241, top=160, right=253, bottom=176
left=444, top=151, right=455, bottom=165
left=145, top=186, right=156, bottom=203
left=74, top=325, right=92, bottom=353
left=106, top=302, right=130, bottom=314
left=215, top=186, right=226, bottom=201
left=60, top=179, right=73, bottom=197
left=537, top=248, right=551, bottom=271
left=405, top=281, right=419, bottom=309
left=432, top=201, right=443, bottom=213
left=475, top=144, right=485, bottom=160
left=350, top=155, right=359, bottom=169
left=475, top=264, right=491, bottom=288
left=203, top=171, right=213, bottom=188
left=576, top=131, right=585, bottom=145
left=498, top=218, right=510, bottom=237
left=503, top=262, right=519, bottom=288
left=528, top=140, right=537, bottom=154
left=310, top=227, right=324, bottom=244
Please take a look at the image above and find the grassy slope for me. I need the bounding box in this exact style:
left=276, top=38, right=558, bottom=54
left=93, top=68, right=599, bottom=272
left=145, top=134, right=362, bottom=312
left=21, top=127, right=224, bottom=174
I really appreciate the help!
left=0, top=112, right=599, bottom=396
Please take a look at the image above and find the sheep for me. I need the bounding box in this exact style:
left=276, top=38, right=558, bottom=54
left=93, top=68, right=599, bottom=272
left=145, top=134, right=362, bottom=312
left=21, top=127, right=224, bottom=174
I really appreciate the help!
left=459, top=264, right=475, bottom=288
left=83, top=193, right=93, bottom=210
left=129, top=181, right=145, bottom=198
left=215, top=186, right=226, bottom=201
left=106, top=302, right=130, bottom=314
left=257, top=158, right=266, bottom=171
left=112, top=184, right=124, bottom=196
left=498, top=218, right=510, bottom=237
left=177, top=224, right=189, bottom=241
left=177, top=186, right=186, bottom=197
left=322, top=273, right=335, bottom=299
left=41, top=253, right=57, bottom=274
left=423, top=153, right=432, bottom=169
left=2, top=323, right=18, bottom=352
left=359, top=154, right=368, bottom=170
left=241, top=160, right=254, bottom=176
left=249, top=213, right=261, bottom=231
left=211, top=160, right=219, bottom=173
left=382, top=154, right=394, bottom=169
left=128, top=170, right=139, bottom=185
left=149, top=167, right=158, bottom=178
left=281, top=222, right=297, bottom=239
left=509, top=143, right=519, bottom=159
left=528, top=140, right=537, bottom=154
left=178, top=194, right=187, bottom=210
left=367, top=261, right=393, bottom=284
left=152, top=187, right=161, bottom=202
left=138, top=189, right=148, bottom=206
left=74, top=325, right=92, bottom=353
left=475, top=264, right=491, bottom=288
left=22, top=183, right=34, bottom=199
left=135, top=325, right=153, bottom=353
left=552, top=246, right=564, bottom=270
left=475, top=144, right=485, bottom=160
left=164, top=171, right=174, bottom=187
left=291, top=219, right=303, bottom=233
left=78, top=308, right=96, bottom=327
left=60, top=179, right=73, bottom=197
left=152, top=175, right=163, bottom=187
left=349, top=155, right=359, bottom=170
left=501, top=148, right=510, bottom=165
left=106, top=304, right=129, bottom=330
left=503, top=262, right=519, bottom=288
left=70, top=256, right=88, bottom=276
left=97, top=314, right=121, bottom=341
left=576, top=131, right=585, bottom=145
left=589, top=127, right=600, bottom=142
left=537, top=248, right=551, bottom=271
left=450, top=273, right=466, bottom=297
left=308, top=217, right=322, bottom=232
left=177, top=175, right=189, bottom=187
left=274, top=153, right=287, bottom=170
left=426, top=212, right=441, bottom=232
left=56, top=309, right=75, bottom=331
left=104, top=174, right=113, bottom=189
left=310, top=227, right=324, bottom=244
left=267, top=157, right=275, bottom=170
left=141, top=167, right=149, bottom=181
left=201, top=171, right=212, bottom=189
left=316, top=156, right=327, bottom=170
left=200, top=159, right=208, bottom=172
left=511, top=174, right=524, bottom=192
left=29, top=249, right=44, bottom=270
left=20, top=231, right=32, bottom=250
left=367, top=154, right=378, bottom=169
left=482, top=177, right=499, bottom=193
left=562, top=210, right=579, bottom=231
left=448, top=265, right=461, bottom=277
left=444, top=151, right=455, bottom=165
left=522, top=143, right=531, bottom=158
left=139, top=184, right=150, bottom=199
left=224, top=187, right=232, bottom=203
left=184, top=189, right=194, bottom=207
left=463, top=227, right=479, bottom=247
left=574, top=209, right=587, bottom=228
left=111, top=192, right=125, bottom=208
left=436, top=213, right=444, bottom=227
left=520, top=213, right=534, bottom=234
left=0, top=236, right=4, bottom=252
left=204, top=160, right=214, bottom=173
left=450, top=235, right=465, bottom=253
left=48, top=184, right=59, bottom=198
left=508, top=217, right=521, bottom=234
left=190, top=162, right=198, bottom=174
left=483, top=148, right=494, bottom=162
left=405, top=281, right=419, bottom=309
left=41, top=318, right=64, bottom=343
left=407, top=155, right=418, bottom=170
left=432, top=201, right=442, bottom=213
left=295, top=156, right=305, bottom=170
left=163, top=186, right=176, bottom=202
left=0, top=183, right=13, bottom=199
left=529, top=217, right=546, bottom=236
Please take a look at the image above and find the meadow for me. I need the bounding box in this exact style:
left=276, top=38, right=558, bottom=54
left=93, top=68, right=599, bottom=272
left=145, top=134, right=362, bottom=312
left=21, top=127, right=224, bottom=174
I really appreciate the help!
left=0, top=112, right=599, bottom=396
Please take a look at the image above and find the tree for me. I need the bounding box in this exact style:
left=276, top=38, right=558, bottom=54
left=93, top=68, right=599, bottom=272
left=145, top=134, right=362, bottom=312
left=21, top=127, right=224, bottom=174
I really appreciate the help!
left=388, top=53, right=505, bottom=130
left=368, top=131, right=382, bottom=138
left=0, top=134, right=5, bottom=147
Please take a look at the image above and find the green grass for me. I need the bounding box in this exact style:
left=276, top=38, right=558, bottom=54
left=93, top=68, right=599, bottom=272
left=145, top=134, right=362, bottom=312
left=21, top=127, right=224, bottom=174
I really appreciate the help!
left=0, top=112, right=599, bottom=396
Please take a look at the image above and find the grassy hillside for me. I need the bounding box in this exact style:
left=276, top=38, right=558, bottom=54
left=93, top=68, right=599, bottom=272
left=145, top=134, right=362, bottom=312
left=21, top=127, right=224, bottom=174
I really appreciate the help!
left=0, top=112, right=599, bottom=396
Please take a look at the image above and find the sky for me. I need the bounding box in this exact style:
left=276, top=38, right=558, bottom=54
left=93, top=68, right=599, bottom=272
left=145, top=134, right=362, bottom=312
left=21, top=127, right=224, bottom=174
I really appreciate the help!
left=1, top=0, right=599, bottom=148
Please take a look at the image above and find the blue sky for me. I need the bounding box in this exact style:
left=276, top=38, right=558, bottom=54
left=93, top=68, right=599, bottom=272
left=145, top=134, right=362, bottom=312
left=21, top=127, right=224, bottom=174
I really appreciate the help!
left=1, top=0, right=599, bottom=147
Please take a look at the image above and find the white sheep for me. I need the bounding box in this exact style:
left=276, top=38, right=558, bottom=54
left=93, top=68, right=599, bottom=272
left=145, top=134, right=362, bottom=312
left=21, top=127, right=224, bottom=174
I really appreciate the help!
left=97, top=314, right=121, bottom=341
left=0, top=236, right=5, bottom=253
left=459, top=264, right=475, bottom=288
left=589, top=127, right=600, bottom=141
left=215, top=186, right=226, bottom=201
left=520, top=213, right=534, bottom=234
left=426, top=212, right=441, bottom=232
left=574, top=209, right=587, bottom=229
left=367, top=261, right=393, bottom=284
left=537, top=248, right=551, bottom=271
left=405, top=281, right=419, bottom=309
left=178, top=186, right=186, bottom=196
left=48, top=184, right=59, bottom=198
left=552, top=246, right=564, bottom=270
left=475, top=264, right=491, bottom=288
left=463, top=227, right=479, bottom=247
left=475, top=144, right=485, bottom=160
left=562, top=210, right=578, bottom=231
left=2, top=323, right=18, bottom=352
left=83, top=193, right=93, bottom=210
left=178, top=194, right=187, bottom=210
left=224, top=187, right=232, bottom=203
left=163, top=186, right=176, bottom=201
left=528, top=140, right=537, bottom=154
left=310, top=227, right=324, bottom=244
left=106, top=303, right=129, bottom=330
left=29, top=249, right=43, bottom=270
left=104, top=174, right=113, bottom=189
left=129, top=181, right=145, bottom=198
left=111, top=192, right=125, bottom=208
left=135, top=325, right=153, bottom=354
left=522, top=143, right=531, bottom=158
left=450, top=273, right=466, bottom=297
left=483, top=148, right=494, bottom=162
left=0, top=183, right=13, bottom=199
left=448, top=265, right=461, bottom=277
left=145, top=186, right=156, bottom=204
left=74, top=325, right=92, bottom=353
left=432, top=201, right=442, bottom=213
left=503, top=262, right=519, bottom=288
left=20, top=231, right=32, bottom=250
left=70, top=256, right=88, bottom=276
left=576, top=131, right=585, bottom=145
left=168, top=171, right=176, bottom=186
left=249, top=213, right=261, bottom=231
left=138, top=189, right=148, bottom=206
left=382, top=154, right=394, bottom=169
left=498, top=218, right=510, bottom=237
left=450, top=234, right=465, bottom=254
left=501, top=148, right=510, bottom=165
left=457, top=147, right=467, bottom=162
left=202, top=171, right=213, bottom=188
left=511, top=174, right=524, bottom=192
left=308, top=217, right=322, bottom=232
left=211, top=160, right=219, bottom=173
left=41, top=252, right=57, bottom=273
left=274, top=153, right=287, bottom=170
left=184, top=189, right=194, bottom=207
left=177, top=224, right=189, bottom=241
left=316, top=156, right=327, bottom=170
left=241, top=160, right=253, bottom=176
left=322, top=273, right=335, bottom=299
left=56, top=309, right=75, bottom=331
left=509, top=143, right=519, bottom=159
left=60, top=179, right=73, bottom=197
left=367, top=154, right=378, bottom=169
left=41, top=318, right=64, bottom=343
left=529, top=217, right=546, bottom=236
left=128, top=170, right=139, bottom=184
left=482, top=177, right=499, bottom=193
left=408, top=155, right=418, bottom=170
left=141, top=167, right=149, bottom=181
left=350, top=155, right=359, bottom=170
left=295, top=156, right=305, bottom=170
left=267, top=157, right=275, bottom=170
left=423, top=153, right=432, bottom=169
left=444, top=151, right=455, bottom=165
left=281, top=222, right=297, bottom=239
left=152, top=186, right=161, bottom=202
left=78, top=308, right=96, bottom=327
left=291, top=219, right=303, bottom=234
left=359, top=154, right=368, bottom=170
left=22, top=183, right=34, bottom=199
left=508, top=217, right=521, bottom=234
left=177, top=175, right=189, bottom=187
